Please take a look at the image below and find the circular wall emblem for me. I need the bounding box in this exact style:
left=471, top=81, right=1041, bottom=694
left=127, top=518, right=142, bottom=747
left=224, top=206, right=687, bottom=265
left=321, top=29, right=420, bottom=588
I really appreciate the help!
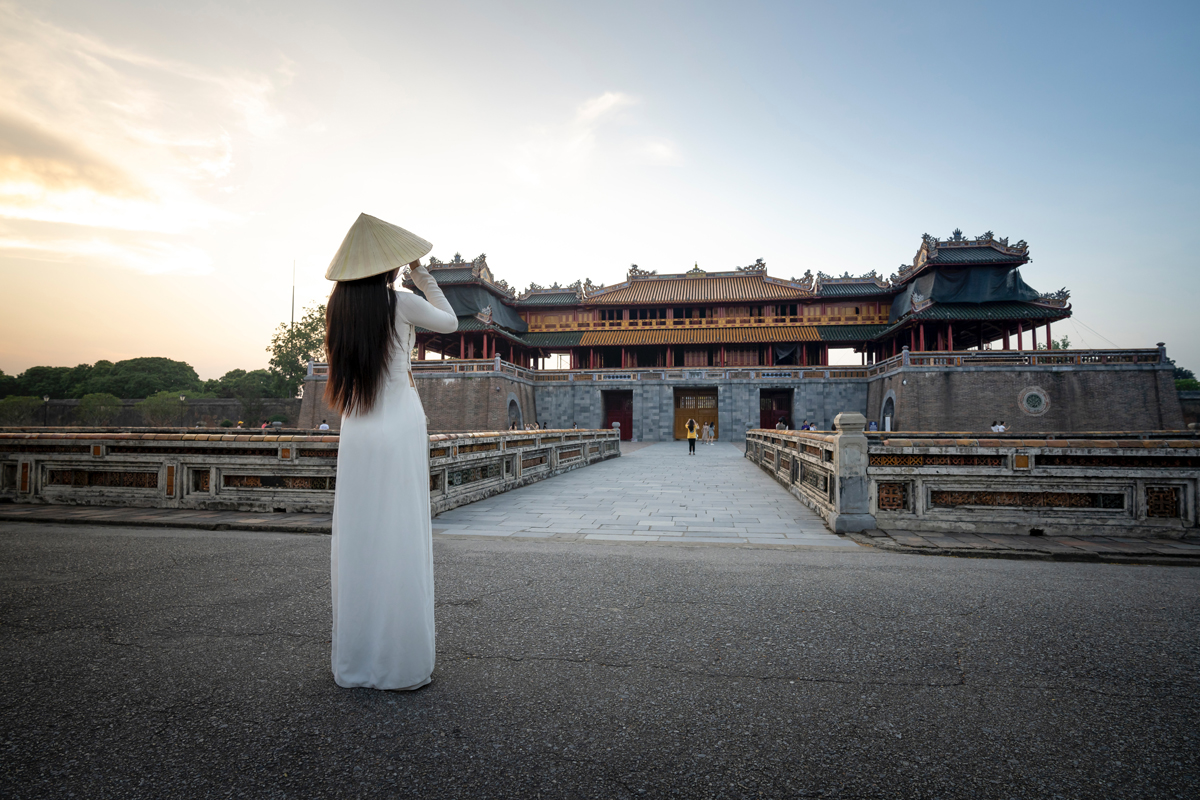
left=1018, top=386, right=1050, bottom=416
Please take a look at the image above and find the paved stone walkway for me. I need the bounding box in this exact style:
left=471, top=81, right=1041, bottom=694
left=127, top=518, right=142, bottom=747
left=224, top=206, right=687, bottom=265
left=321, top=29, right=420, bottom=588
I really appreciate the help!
left=434, top=441, right=858, bottom=548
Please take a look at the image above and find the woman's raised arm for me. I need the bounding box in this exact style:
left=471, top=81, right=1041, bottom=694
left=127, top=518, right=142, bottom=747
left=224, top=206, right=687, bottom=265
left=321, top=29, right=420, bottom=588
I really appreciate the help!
left=395, top=263, right=458, bottom=334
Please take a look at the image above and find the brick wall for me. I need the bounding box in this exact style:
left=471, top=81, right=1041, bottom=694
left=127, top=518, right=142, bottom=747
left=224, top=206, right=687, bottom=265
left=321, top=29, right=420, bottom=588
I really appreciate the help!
left=300, top=374, right=538, bottom=432
left=34, top=398, right=301, bottom=428
left=866, top=365, right=1185, bottom=432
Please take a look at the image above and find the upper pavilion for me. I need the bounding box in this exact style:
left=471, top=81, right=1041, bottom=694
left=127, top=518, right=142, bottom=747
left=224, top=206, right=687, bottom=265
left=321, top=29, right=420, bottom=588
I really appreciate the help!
left=405, top=230, right=1071, bottom=369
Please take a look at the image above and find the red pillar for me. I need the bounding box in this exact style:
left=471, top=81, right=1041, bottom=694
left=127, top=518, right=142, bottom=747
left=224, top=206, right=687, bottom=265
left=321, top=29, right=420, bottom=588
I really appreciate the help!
left=459, top=334, right=465, bottom=359
left=1046, top=321, right=1053, bottom=349
left=621, top=347, right=626, bottom=369
left=1017, top=322, right=1024, bottom=351
left=1003, top=328, right=1010, bottom=350
left=417, top=342, right=425, bottom=361
left=947, top=322, right=954, bottom=352
left=919, top=324, right=926, bottom=351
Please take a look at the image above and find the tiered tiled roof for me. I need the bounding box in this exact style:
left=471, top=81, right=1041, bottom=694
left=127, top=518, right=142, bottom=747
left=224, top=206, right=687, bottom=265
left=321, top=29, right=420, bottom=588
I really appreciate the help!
left=900, top=229, right=1030, bottom=283
left=515, top=290, right=581, bottom=307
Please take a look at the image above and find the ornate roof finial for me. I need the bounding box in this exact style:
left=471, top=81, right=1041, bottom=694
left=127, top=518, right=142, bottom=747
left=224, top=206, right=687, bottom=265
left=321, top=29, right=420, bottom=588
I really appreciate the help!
left=951, top=228, right=963, bottom=241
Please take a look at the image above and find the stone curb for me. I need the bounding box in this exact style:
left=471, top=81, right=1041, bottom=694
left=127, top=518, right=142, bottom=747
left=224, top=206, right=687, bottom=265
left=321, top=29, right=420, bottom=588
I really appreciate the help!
left=4, top=509, right=1196, bottom=563
left=845, top=531, right=1200, bottom=567
left=0, top=511, right=332, bottom=536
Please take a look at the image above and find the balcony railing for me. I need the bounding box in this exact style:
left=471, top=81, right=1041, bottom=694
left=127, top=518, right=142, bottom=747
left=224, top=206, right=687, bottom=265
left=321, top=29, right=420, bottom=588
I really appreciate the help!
left=306, top=347, right=1165, bottom=385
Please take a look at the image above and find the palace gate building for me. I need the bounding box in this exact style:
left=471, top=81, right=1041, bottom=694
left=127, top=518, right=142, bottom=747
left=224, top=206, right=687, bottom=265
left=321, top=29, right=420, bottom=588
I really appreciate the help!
left=300, top=230, right=1183, bottom=439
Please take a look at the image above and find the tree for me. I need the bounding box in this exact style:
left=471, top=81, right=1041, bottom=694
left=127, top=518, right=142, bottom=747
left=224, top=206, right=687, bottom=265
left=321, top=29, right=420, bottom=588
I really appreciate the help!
left=1037, top=335, right=1071, bottom=351
left=136, top=391, right=186, bottom=426
left=226, top=369, right=276, bottom=423
left=0, top=369, right=17, bottom=398
left=77, top=393, right=124, bottom=426
left=86, top=357, right=202, bottom=398
left=268, top=302, right=326, bottom=398
left=0, top=396, right=43, bottom=425
left=136, top=390, right=211, bottom=426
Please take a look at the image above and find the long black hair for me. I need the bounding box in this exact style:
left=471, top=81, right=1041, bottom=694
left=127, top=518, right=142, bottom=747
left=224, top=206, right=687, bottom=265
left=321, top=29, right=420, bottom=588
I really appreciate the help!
left=324, top=270, right=398, bottom=415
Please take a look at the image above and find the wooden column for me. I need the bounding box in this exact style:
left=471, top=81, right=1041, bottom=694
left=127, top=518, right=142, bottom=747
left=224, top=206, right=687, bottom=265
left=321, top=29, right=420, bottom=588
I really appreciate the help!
left=947, top=322, right=954, bottom=352
left=1046, top=320, right=1052, bottom=349
left=919, top=324, right=926, bottom=351
left=1017, top=322, right=1024, bottom=351
left=460, top=334, right=465, bottom=359
left=1031, top=324, right=1038, bottom=350
left=1003, top=328, right=1010, bottom=350
left=417, top=342, right=425, bottom=361
left=621, top=347, right=626, bottom=369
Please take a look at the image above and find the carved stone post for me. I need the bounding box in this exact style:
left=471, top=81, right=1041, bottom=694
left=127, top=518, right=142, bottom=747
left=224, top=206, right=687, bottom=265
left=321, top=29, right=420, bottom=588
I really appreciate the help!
left=830, top=411, right=875, bottom=533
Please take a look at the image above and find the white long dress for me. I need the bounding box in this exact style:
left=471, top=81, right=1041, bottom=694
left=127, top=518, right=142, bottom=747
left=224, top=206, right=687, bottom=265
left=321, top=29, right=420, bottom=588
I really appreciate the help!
left=330, top=268, right=458, bottom=690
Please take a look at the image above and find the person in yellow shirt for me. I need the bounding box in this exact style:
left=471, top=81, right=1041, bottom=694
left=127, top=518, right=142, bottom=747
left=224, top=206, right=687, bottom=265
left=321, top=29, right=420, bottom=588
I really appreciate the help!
left=686, top=417, right=698, bottom=455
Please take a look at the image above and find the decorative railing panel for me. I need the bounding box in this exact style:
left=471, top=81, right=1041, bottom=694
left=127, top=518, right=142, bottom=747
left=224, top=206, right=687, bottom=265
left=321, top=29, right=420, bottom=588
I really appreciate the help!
left=0, top=428, right=620, bottom=517
left=748, top=424, right=1199, bottom=537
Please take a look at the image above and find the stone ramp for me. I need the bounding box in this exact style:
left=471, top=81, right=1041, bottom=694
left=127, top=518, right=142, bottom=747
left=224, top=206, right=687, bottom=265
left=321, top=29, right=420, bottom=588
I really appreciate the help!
left=433, top=441, right=859, bottom=548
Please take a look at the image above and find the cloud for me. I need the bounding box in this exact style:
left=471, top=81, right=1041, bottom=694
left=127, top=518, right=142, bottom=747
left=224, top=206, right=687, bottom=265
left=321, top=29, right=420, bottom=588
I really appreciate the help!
left=0, top=218, right=212, bottom=275
left=575, top=91, right=635, bottom=124
left=0, top=3, right=291, bottom=272
left=507, top=91, right=677, bottom=185
left=0, top=110, right=146, bottom=197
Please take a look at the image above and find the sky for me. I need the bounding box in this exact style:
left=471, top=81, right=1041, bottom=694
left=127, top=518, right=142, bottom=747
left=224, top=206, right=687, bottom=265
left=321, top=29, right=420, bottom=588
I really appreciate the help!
left=1, top=0, right=1197, bottom=379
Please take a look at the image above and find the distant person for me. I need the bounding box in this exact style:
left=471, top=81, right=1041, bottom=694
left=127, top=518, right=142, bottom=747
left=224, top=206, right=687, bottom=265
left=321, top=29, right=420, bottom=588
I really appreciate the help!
left=509, top=420, right=518, bottom=430
left=572, top=421, right=578, bottom=430
left=775, top=418, right=788, bottom=430
left=319, top=420, right=330, bottom=431
left=236, top=421, right=244, bottom=429
left=868, top=420, right=878, bottom=431
left=998, top=421, right=1008, bottom=432
left=260, top=420, right=269, bottom=429
left=990, top=420, right=1000, bottom=432
left=686, top=417, right=698, bottom=455
left=801, top=419, right=809, bottom=430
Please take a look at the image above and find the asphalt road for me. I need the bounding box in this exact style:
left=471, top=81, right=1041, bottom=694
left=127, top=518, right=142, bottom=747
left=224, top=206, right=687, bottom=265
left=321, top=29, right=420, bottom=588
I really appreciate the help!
left=1, top=522, right=1196, bottom=799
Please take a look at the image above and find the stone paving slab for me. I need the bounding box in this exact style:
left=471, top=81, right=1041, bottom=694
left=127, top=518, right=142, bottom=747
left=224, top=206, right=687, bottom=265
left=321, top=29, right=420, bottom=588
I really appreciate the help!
left=431, top=442, right=860, bottom=549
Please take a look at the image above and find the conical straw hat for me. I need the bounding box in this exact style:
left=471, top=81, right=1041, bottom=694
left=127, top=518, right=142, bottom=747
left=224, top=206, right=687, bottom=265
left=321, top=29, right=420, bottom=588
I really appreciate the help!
left=325, top=213, right=433, bottom=281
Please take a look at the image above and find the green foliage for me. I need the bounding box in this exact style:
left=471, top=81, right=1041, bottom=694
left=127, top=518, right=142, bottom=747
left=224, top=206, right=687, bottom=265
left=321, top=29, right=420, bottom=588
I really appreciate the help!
left=268, top=413, right=289, bottom=424
left=1172, top=361, right=1196, bottom=381
left=0, top=396, right=43, bottom=425
left=0, top=357, right=203, bottom=399
left=136, top=391, right=186, bottom=427
left=135, top=390, right=212, bottom=427
left=77, top=393, right=124, bottom=426
left=219, top=419, right=234, bottom=428
left=1176, top=378, right=1200, bottom=392
left=268, top=303, right=326, bottom=399
left=1036, top=335, right=1071, bottom=351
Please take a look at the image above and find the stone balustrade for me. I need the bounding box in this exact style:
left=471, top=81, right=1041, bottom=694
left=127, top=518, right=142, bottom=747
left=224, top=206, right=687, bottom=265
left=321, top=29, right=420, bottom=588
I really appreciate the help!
left=746, top=424, right=1200, bottom=537
left=0, top=428, right=619, bottom=517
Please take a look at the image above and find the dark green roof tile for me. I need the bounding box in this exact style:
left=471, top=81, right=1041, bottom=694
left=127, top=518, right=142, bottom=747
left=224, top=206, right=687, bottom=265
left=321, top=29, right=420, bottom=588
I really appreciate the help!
left=516, top=292, right=580, bottom=306
left=816, top=324, right=890, bottom=341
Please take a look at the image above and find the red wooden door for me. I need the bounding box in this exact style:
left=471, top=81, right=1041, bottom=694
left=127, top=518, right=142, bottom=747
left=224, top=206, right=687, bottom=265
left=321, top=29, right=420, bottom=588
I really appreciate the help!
left=603, top=391, right=634, bottom=440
